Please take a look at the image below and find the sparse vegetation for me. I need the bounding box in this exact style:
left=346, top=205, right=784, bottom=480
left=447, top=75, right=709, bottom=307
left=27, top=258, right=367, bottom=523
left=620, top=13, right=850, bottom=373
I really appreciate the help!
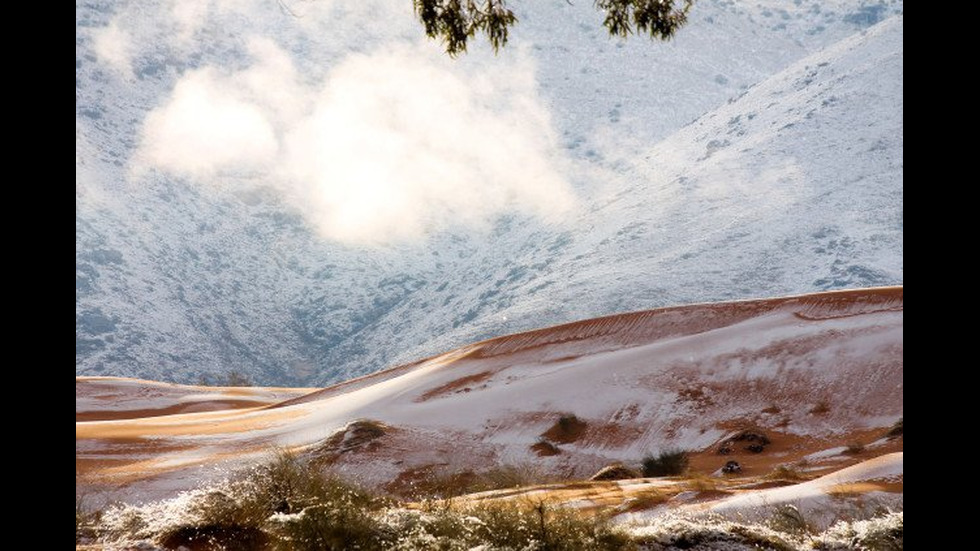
left=818, top=510, right=904, bottom=551
left=197, top=370, right=254, bottom=387
left=403, top=463, right=554, bottom=500
left=93, top=452, right=902, bottom=550
left=683, top=473, right=719, bottom=492
left=76, top=495, right=101, bottom=544
left=101, top=451, right=384, bottom=550
left=844, top=441, right=866, bottom=455
left=641, top=449, right=689, bottom=477
left=628, top=510, right=902, bottom=551
left=768, top=504, right=812, bottom=536
left=224, top=370, right=253, bottom=386
left=98, top=453, right=631, bottom=550
left=764, top=464, right=810, bottom=482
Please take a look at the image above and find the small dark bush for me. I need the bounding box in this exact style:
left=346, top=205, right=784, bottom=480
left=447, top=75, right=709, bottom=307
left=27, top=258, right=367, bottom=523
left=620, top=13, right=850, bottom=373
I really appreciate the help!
left=721, top=460, right=741, bottom=474
left=718, top=430, right=770, bottom=454
left=558, top=414, right=578, bottom=432
left=542, top=413, right=588, bottom=443
left=886, top=417, right=903, bottom=438
left=642, top=449, right=689, bottom=477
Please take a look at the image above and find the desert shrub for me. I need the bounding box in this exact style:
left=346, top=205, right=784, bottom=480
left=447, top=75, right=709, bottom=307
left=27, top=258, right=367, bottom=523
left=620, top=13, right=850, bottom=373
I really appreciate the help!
left=814, top=510, right=903, bottom=550
left=683, top=473, right=719, bottom=492
left=76, top=496, right=101, bottom=544
left=383, top=501, right=632, bottom=551
left=768, top=504, right=812, bottom=535
left=466, top=500, right=632, bottom=551
left=102, top=451, right=386, bottom=550
left=886, top=417, right=903, bottom=438
left=408, top=463, right=551, bottom=499
left=642, top=449, right=689, bottom=477
left=243, top=453, right=384, bottom=550
left=844, top=441, right=865, bottom=455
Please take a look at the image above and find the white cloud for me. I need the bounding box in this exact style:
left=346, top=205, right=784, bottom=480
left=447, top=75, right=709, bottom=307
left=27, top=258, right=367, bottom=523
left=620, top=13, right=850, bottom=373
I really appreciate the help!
left=139, top=68, right=279, bottom=177
left=92, top=19, right=133, bottom=75
left=170, top=0, right=211, bottom=44
left=138, top=41, right=576, bottom=244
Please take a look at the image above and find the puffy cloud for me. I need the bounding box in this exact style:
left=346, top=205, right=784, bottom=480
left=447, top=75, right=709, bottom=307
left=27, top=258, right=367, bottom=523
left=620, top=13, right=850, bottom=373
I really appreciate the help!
left=138, top=40, right=575, bottom=244
left=139, top=67, right=279, bottom=177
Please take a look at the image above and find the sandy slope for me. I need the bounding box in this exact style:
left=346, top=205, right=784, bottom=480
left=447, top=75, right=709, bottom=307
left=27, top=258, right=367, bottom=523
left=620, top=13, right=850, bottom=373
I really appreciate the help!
left=75, top=377, right=315, bottom=422
left=77, top=287, right=902, bottom=505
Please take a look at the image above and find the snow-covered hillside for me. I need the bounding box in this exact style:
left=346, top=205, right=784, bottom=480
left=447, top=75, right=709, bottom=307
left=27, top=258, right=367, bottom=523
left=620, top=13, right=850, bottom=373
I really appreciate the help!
left=76, top=0, right=903, bottom=385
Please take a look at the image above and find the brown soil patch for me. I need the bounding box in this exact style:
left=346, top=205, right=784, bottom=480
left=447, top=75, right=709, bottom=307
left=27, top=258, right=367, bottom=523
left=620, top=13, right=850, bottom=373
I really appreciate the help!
left=541, top=415, right=588, bottom=444
left=309, top=420, right=389, bottom=466
left=417, top=370, right=494, bottom=402
left=531, top=441, right=562, bottom=456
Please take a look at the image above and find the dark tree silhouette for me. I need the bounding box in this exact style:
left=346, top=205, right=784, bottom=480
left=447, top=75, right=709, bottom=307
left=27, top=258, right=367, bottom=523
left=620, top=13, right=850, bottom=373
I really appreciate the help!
left=414, top=0, right=694, bottom=56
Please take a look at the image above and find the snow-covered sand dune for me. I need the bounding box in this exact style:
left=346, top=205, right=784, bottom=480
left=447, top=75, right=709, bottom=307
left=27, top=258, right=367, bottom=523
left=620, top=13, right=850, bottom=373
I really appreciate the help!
left=77, top=286, right=902, bottom=504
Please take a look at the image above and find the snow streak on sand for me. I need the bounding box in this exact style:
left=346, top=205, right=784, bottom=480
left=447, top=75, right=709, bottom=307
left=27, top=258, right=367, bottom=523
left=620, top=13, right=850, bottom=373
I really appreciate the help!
left=75, top=377, right=314, bottom=421
left=77, top=287, right=902, bottom=504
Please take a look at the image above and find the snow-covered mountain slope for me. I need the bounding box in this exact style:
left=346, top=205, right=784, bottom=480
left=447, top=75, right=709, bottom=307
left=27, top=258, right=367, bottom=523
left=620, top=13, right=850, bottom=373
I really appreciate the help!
left=76, top=1, right=903, bottom=385
left=76, top=287, right=903, bottom=502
